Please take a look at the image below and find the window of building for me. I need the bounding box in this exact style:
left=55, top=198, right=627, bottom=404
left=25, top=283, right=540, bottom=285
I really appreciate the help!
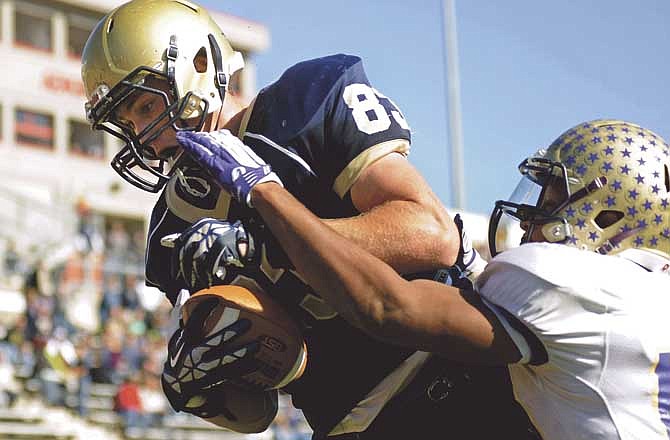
left=69, top=119, right=104, bottom=159
left=15, top=109, right=53, bottom=149
left=67, top=13, right=99, bottom=59
left=14, top=3, right=53, bottom=52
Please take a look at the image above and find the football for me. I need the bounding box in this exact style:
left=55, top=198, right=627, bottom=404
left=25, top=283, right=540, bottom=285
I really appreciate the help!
left=182, top=284, right=308, bottom=390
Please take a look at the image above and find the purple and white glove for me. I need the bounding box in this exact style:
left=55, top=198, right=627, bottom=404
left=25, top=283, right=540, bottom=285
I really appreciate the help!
left=176, top=130, right=283, bottom=207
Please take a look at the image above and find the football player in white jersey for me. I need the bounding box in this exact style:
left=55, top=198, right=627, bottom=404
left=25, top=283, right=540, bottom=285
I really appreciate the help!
left=177, top=119, right=670, bottom=440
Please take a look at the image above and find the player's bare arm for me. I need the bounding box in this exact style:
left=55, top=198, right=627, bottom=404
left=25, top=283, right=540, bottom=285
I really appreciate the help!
left=174, top=130, right=516, bottom=363
left=326, top=153, right=460, bottom=273
left=251, top=182, right=520, bottom=364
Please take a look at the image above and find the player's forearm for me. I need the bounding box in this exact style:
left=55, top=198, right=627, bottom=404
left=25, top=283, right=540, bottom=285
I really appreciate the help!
left=252, top=183, right=412, bottom=334
left=324, top=201, right=457, bottom=274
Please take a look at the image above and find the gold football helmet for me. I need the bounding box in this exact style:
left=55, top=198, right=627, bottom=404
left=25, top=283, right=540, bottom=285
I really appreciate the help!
left=490, top=120, right=670, bottom=268
left=81, top=0, right=244, bottom=192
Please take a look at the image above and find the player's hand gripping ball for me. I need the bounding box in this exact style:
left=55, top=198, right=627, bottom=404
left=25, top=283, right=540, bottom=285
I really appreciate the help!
left=183, top=285, right=307, bottom=391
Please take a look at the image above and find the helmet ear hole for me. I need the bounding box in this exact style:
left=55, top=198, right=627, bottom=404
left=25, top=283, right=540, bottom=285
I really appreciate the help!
left=193, top=47, right=208, bottom=73
left=594, top=210, right=624, bottom=229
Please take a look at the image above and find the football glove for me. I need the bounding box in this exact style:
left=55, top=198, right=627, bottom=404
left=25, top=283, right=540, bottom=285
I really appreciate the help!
left=161, top=297, right=260, bottom=418
left=176, top=129, right=283, bottom=207
left=162, top=218, right=256, bottom=293
left=446, top=214, right=488, bottom=290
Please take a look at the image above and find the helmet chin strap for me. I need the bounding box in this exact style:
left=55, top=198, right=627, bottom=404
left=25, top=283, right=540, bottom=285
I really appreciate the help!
left=172, top=34, right=228, bottom=195
left=166, top=34, right=179, bottom=89
left=595, top=226, right=645, bottom=255
left=208, top=34, right=228, bottom=112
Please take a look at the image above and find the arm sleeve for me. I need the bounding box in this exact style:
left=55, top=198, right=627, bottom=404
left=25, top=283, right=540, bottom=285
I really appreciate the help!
left=480, top=297, right=533, bottom=364
left=475, top=255, right=559, bottom=366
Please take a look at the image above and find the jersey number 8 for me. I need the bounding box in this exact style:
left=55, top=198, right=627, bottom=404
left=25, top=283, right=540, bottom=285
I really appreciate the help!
left=343, top=84, right=409, bottom=135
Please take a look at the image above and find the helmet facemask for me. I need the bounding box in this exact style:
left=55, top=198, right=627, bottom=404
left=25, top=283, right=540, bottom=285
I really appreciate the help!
left=489, top=154, right=602, bottom=257
left=88, top=66, right=208, bottom=192
left=490, top=156, right=563, bottom=255
left=81, top=0, right=245, bottom=193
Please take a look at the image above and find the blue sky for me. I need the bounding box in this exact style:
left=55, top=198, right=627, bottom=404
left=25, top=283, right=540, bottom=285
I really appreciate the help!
left=201, top=0, right=670, bottom=215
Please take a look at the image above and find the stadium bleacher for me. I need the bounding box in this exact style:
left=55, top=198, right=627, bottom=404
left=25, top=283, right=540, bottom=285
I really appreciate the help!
left=0, top=207, right=311, bottom=440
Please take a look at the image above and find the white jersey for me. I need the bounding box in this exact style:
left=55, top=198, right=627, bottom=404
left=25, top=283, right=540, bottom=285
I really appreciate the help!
left=476, top=243, right=670, bottom=440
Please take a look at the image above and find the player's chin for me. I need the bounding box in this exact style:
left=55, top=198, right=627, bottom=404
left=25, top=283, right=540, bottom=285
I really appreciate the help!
left=161, top=146, right=190, bottom=171
left=157, top=144, right=182, bottom=161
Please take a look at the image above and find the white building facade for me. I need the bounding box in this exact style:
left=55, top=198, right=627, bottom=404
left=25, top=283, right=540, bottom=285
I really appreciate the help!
left=0, top=0, right=269, bottom=253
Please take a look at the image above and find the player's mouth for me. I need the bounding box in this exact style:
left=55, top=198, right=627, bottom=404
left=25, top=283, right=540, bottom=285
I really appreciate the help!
left=156, top=144, right=181, bottom=160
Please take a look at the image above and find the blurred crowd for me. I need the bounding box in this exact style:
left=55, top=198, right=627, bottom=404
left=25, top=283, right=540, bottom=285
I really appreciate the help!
left=0, top=203, right=310, bottom=439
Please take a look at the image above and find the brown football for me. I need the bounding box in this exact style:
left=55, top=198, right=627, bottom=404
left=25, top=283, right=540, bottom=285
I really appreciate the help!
left=182, top=284, right=308, bottom=390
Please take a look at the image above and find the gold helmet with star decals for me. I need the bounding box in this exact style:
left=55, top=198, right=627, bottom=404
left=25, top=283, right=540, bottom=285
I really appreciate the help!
left=490, top=120, right=670, bottom=270
left=81, top=0, right=244, bottom=192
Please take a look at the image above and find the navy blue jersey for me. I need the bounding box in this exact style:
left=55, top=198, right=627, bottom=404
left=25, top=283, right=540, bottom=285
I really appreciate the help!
left=146, top=54, right=416, bottom=433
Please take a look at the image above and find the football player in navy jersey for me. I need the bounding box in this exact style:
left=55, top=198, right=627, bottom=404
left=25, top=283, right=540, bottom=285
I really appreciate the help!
left=179, top=119, right=670, bottom=440
left=80, top=0, right=538, bottom=438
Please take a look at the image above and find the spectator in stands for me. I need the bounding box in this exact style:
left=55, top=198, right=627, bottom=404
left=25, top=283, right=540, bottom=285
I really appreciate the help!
left=60, top=250, right=85, bottom=296
left=107, top=221, right=131, bottom=259
left=86, top=337, right=110, bottom=384
left=2, top=239, right=22, bottom=280
left=41, top=327, right=77, bottom=406
left=139, top=372, right=167, bottom=427
left=114, top=372, right=145, bottom=434
left=0, top=350, right=19, bottom=407
left=141, top=337, right=166, bottom=379
left=100, top=274, right=124, bottom=323
left=73, top=335, right=94, bottom=417
left=121, top=332, right=145, bottom=373
left=100, top=328, right=123, bottom=384
left=14, top=340, right=36, bottom=381
left=127, top=308, right=147, bottom=337
left=2, top=316, right=24, bottom=362
left=123, top=274, right=141, bottom=309
left=75, top=199, right=104, bottom=255
left=23, top=287, right=40, bottom=343
left=129, top=229, right=145, bottom=265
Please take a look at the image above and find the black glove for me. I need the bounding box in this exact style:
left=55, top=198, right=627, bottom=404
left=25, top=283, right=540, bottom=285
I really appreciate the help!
left=446, top=214, right=488, bottom=290
left=161, top=297, right=260, bottom=418
left=162, top=218, right=256, bottom=292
